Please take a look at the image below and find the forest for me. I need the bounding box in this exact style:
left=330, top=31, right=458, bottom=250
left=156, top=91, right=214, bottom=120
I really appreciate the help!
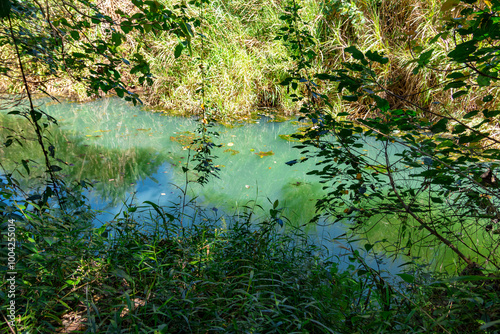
left=1, top=0, right=500, bottom=332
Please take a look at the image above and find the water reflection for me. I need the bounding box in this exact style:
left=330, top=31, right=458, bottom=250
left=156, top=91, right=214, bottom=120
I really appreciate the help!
left=0, top=98, right=327, bottom=225
left=0, top=98, right=417, bottom=274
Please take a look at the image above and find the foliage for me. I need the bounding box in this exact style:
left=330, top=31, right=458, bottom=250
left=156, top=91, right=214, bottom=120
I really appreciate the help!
left=280, top=0, right=500, bottom=267
left=0, top=0, right=198, bottom=103
left=0, top=198, right=335, bottom=333
left=2, top=0, right=500, bottom=332
left=275, top=0, right=500, bottom=330
left=2, top=195, right=498, bottom=333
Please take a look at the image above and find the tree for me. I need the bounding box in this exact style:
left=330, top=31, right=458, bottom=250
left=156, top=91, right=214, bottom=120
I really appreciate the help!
left=281, top=0, right=500, bottom=271
left=0, top=0, right=204, bottom=211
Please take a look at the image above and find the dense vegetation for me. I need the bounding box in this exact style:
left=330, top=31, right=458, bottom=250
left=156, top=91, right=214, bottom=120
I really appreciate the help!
left=1, top=0, right=500, bottom=333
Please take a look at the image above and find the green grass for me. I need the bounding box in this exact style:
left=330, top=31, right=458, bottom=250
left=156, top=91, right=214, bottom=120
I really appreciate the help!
left=2, top=0, right=465, bottom=120
left=1, top=190, right=499, bottom=333
left=1, top=198, right=343, bottom=333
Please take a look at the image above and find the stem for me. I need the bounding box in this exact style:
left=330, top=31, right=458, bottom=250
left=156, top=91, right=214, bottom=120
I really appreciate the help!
left=7, top=13, right=64, bottom=210
left=383, top=141, right=476, bottom=267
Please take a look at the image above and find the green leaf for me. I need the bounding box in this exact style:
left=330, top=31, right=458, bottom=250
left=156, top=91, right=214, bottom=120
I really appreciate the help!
left=70, top=30, right=80, bottom=40
left=174, top=42, right=184, bottom=58
left=453, top=124, right=467, bottom=134
left=430, top=118, right=448, bottom=133
left=31, top=109, right=42, bottom=122
left=0, top=0, right=11, bottom=18
left=477, top=75, right=490, bottom=87
left=121, top=21, right=133, bottom=34
left=342, top=95, right=358, bottom=102
left=464, top=109, right=480, bottom=118
left=452, top=90, right=468, bottom=98
left=58, top=300, right=72, bottom=310
left=315, top=73, right=337, bottom=80
left=22, top=160, right=30, bottom=175
left=480, top=319, right=500, bottom=330
left=483, top=94, right=493, bottom=102
left=112, top=32, right=122, bottom=46
left=279, top=77, right=293, bottom=86
left=419, top=49, right=434, bottom=64
left=483, top=109, right=500, bottom=118
left=365, top=50, right=388, bottom=64
left=115, top=88, right=124, bottom=98
left=396, top=273, right=415, bottom=283
left=431, top=196, right=444, bottom=203
left=49, top=165, right=62, bottom=172
left=345, top=46, right=365, bottom=61
left=444, top=81, right=467, bottom=90
left=446, top=72, right=464, bottom=79
left=373, top=95, right=390, bottom=112
left=111, top=268, right=132, bottom=282
left=43, top=236, right=59, bottom=246
left=448, top=40, right=477, bottom=62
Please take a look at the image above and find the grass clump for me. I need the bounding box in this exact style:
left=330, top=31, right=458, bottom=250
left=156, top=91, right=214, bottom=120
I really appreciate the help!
left=1, top=182, right=499, bottom=333
left=0, top=198, right=345, bottom=333
left=1, top=0, right=460, bottom=119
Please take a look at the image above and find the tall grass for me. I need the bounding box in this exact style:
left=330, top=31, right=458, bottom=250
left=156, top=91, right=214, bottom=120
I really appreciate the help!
left=1, top=193, right=343, bottom=333
left=2, top=182, right=499, bottom=333
left=2, top=0, right=462, bottom=119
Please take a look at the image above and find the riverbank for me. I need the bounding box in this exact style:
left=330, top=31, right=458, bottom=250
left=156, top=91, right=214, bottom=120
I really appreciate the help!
left=2, top=194, right=498, bottom=333
left=3, top=0, right=472, bottom=120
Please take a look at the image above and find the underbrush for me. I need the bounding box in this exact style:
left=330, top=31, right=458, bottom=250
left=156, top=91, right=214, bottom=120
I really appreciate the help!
left=2, top=0, right=471, bottom=120
left=1, top=195, right=499, bottom=333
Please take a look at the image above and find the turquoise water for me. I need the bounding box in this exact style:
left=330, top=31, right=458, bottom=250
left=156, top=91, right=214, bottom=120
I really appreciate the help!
left=39, top=98, right=324, bottom=223
left=1, top=98, right=406, bottom=273
left=3, top=98, right=497, bottom=275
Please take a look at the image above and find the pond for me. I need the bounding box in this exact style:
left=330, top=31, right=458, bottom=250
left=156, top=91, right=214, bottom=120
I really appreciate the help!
left=1, top=97, right=458, bottom=274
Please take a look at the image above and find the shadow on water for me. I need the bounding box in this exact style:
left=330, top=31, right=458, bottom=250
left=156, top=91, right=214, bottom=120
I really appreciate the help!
left=1, top=97, right=447, bottom=274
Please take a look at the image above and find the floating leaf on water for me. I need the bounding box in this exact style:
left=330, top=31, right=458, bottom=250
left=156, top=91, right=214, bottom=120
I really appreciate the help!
left=278, top=134, right=301, bottom=142
left=170, top=131, right=200, bottom=149
left=223, top=148, right=240, bottom=155
left=255, top=151, right=274, bottom=158
left=136, top=128, right=152, bottom=131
